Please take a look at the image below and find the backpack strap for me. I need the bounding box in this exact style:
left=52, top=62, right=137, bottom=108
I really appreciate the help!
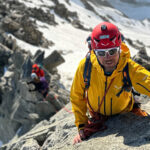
left=123, top=63, right=132, bottom=90
left=83, top=52, right=92, bottom=89
left=83, top=52, right=96, bottom=113
left=116, top=63, right=132, bottom=97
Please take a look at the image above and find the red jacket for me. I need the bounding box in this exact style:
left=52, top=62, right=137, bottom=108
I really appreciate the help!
left=32, top=64, right=44, bottom=77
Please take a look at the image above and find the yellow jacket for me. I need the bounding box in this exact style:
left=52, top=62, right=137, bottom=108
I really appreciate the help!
left=70, top=43, right=150, bottom=129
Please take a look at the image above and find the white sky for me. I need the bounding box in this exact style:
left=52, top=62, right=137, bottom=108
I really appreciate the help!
left=12, top=0, right=150, bottom=90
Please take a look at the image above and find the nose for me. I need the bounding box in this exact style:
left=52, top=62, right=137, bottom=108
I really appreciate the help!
left=105, top=52, right=110, bottom=58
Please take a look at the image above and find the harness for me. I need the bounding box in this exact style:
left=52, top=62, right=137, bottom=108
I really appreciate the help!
left=83, top=52, right=92, bottom=90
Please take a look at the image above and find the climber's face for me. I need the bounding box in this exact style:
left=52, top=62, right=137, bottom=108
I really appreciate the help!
left=95, top=47, right=120, bottom=72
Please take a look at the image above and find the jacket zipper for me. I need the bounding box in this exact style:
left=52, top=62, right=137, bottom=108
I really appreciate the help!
left=104, top=77, right=107, bottom=115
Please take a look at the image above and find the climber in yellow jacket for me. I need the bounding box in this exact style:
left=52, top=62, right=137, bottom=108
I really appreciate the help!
left=70, top=22, right=150, bottom=144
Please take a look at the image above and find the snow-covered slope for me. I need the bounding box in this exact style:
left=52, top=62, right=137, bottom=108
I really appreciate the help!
left=13, top=0, right=150, bottom=89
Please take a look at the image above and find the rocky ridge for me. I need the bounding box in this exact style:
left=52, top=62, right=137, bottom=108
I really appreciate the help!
left=0, top=30, right=69, bottom=145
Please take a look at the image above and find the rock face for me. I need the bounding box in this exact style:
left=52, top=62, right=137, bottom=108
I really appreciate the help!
left=0, top=32, right=69, bottom=144
left=133, top=47, right=150, bottom=71
left=0, top=0, right=93, bottom=48
left=1, top=15, right=53, bottom=48
left=0, top=43, right=12, bottom=77
left=2, top=102, right=150, bottom=150
left=0, top=0, right=54, bottom=48
left=43, top=50, right=65, bottom=74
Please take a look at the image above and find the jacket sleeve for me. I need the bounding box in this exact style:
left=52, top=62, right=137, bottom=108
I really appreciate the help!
left=70, top=59, right=88, bottom=129
left=129, top=60, right=150, bottom=96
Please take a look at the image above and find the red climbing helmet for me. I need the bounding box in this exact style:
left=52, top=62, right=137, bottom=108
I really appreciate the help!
left=32, top=64, right=39, bottom=72
left=91, top=22, right=121, bottom=50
